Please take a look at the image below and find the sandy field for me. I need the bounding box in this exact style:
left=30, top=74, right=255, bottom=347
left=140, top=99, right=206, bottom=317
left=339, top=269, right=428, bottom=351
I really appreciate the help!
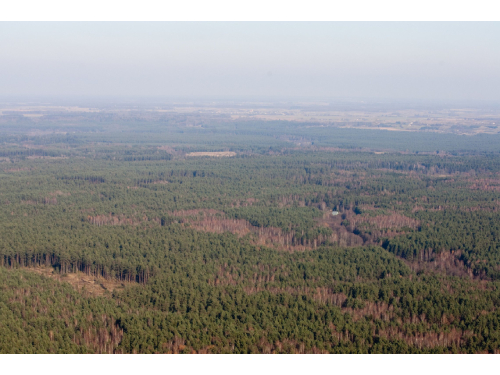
left=186, top=151, right=236, bottom=157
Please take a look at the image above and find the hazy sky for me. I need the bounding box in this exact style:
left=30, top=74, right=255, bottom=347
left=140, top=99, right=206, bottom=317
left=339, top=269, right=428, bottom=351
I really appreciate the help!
left=1, top=22, right=499, bottom=102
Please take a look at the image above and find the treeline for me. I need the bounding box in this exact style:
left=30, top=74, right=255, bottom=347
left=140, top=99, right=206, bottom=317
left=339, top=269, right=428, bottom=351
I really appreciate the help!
left=0, top=218, right=408, bottom=286
left=382, top=210, right=500, bottom=279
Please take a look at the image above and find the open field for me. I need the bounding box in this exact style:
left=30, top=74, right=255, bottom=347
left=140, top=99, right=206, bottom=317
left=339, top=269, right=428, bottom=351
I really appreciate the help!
left=26, top=266, right=127, bottom=296
left=1, top=102, right=499, bottom=135
left=186, top=151, right=237, bottom=157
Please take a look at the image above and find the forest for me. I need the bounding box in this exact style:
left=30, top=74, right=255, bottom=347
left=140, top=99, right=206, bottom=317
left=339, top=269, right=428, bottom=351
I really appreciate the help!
left=1, top=111, right=500, bottom=353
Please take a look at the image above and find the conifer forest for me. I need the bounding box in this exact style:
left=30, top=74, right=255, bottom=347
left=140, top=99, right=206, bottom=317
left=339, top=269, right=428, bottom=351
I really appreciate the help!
left=2, top=108, right=500, bottom=354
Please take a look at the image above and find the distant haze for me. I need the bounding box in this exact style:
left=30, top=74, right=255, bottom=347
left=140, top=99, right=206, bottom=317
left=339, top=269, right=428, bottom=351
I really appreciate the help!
left=1, top=22, right=500, bottom=102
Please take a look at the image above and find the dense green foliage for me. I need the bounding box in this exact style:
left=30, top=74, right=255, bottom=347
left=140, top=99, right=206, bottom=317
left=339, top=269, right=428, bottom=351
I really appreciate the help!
left=1, top=116, right=500, bottom=353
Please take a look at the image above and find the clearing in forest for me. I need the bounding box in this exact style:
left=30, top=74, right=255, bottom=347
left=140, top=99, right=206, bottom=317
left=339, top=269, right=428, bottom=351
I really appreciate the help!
left=186, top=151, right=236, bottom=157
left=25, top=267, right=127, bottom=296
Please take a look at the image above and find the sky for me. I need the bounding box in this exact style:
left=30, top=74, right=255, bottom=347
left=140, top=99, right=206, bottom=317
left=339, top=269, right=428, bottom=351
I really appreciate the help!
left=1, top=22, right=499, bottom=102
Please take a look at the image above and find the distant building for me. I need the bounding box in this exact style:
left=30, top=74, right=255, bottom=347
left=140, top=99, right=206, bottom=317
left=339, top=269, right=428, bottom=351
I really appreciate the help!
left=331, top=211, right=339, bottom=216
